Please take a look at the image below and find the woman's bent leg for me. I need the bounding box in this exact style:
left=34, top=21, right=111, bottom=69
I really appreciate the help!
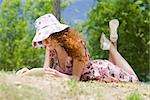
left=109, top=42, right=117, bottom=64
left=109, top=44, right=138, bottom=79
left=108, top=19, right=119, bottom=64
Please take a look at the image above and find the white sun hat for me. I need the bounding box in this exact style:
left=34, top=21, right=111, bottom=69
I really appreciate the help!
left=32, top=13, right=69, bottom=48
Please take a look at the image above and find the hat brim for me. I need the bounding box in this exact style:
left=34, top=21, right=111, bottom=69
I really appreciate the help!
left=32, top=24, right=69, bottom=42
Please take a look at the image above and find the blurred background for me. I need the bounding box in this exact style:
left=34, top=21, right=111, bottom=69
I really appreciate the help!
left=0, top=0, right=149, bottom=82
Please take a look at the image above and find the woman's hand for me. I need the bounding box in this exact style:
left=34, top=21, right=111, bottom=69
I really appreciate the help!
left=45, top=68, right=70, bottom=79
left=16, top=68, right=29, bottom=76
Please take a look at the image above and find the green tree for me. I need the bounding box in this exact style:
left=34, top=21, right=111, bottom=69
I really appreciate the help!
left=0, top=0, right=53, bottom=70
left=82, top=0, right=149, bottom=81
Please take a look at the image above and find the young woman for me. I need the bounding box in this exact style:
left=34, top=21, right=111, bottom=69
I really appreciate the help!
left=16, top=14, right=138, bottom=82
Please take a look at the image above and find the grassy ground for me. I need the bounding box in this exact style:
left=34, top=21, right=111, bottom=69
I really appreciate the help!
left=0, top=71, right=149, bottom=100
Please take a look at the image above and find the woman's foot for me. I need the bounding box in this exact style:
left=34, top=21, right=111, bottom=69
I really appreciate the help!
left=109, top=19, right=119, bottom=43
left=100, top=33, right=111, bottom=50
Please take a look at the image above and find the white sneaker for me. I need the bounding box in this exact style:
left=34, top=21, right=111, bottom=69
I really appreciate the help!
left=100, top=33, right=111, bottom=50
left=109, top=19, right=119, bottom=42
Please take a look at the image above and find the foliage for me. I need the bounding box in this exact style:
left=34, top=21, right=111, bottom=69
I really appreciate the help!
left=61, top=0, right=74, bottom=9
left=0, top=0, right=54, bottom=70
left=81, top=0, right=150, bottom=81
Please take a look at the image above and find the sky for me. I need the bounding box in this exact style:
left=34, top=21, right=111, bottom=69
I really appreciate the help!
left=0, top=0, right=2, bottom=4
left=61, top=0, right=97, bottom=26
left=0, top=0, right=97, bottom=26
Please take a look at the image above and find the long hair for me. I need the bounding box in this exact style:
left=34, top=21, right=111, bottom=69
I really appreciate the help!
left=46, top=28, right=89, bottom=62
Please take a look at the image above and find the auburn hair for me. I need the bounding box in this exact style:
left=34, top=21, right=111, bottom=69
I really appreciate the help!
left=46, top=28, right=89, bottom=62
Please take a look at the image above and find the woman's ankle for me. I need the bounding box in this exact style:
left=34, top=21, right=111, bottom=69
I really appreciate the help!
left=109, top=43, right=115, bottom=51
left=111, top=42, right=117, bottom=49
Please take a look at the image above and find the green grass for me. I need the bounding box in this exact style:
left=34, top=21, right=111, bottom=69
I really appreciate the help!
left=0, top=71, right=149, bottom=100
left=127, top=92, right=142, bottom=100
left=0, top=83, right=48, bottom=100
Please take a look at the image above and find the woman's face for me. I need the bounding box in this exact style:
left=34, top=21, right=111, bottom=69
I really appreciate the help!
left=42, top=38, right=58, bottom=49
left=42, top=39, right=48, bottom=47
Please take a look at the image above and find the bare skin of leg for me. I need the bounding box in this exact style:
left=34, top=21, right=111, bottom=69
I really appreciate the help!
left=108, top=19, right=119, bottom=65
left=109, top=43, right=138, bottom=78
left=109, top=42, right=117, bottom=64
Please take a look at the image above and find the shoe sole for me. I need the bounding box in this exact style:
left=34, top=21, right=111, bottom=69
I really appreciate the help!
left=109, top=19, right=119, bottom=42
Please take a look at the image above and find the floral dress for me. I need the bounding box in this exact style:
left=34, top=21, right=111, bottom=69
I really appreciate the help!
left=47, top=42, right=138, bottom=83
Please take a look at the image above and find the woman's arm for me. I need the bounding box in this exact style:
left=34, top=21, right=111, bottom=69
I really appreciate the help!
left=16, top=47, right=51, bottom=76
left=43, top=47, right=50, bottom=68
left=72, top=59, right=85, bottom=80
left=72, top=41, right=89, bottom=80
left=23, top=68, right=45, bottom=76
left=16, top=68, right=45, bottom=76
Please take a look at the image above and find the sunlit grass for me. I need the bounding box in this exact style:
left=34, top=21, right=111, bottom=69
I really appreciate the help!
left=127, top=92, right=142, bottom=100
left=0, top=83, right=47, bottom=100
left=0, top=71, right=149, bottom=100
